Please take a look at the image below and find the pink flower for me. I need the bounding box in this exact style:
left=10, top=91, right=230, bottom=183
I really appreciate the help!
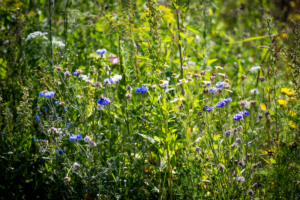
left=109, top=57, right=119, bottom=65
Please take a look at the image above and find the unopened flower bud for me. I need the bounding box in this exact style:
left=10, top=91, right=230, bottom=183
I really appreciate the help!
left=241, top=75, right=247, bottom=80
left=210, top=76, right=216, bottom=81
left=212, top=72, right=217, bottom=76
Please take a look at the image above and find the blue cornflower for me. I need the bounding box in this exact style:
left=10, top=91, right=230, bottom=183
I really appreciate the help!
left=233, top=113, right=243, bottom=120
left=236, top=138, right=242, bottom=143
left=222, top=98, right=232, bottom=104
left=39, top=92, right=45, bottom=97
left=55, top=101, right=59, bottom=105
left=43, top=107, right=48, bottom=111
left=243, top=110, right=250, bottom=116
left=97, top=97, right=111, bottom=105
left=36, top=104, right=40, bottom=108
left=64, top=107, right=67, bottom=112
left=48, top=115, right=52, bottom=119
left=34, top=137, right=37, bottom=142
left=44, top=91, right=55, bottom=98
left=258, top=114, right=263, bottom=119
left=69, top=134, right=82, bottom=141
left=58, top=150, right=65, bottom=155
left=136, top=86, right=149, bottom=94
left=248, top=189, right=254, bottom=196
left=67, top=123, right=71, bottom=127
left=96, top=49, right=107, bottom=55
left=203, top=106, right=213, bottom=112
left=103, top=78, right=114, bottom=84
left=225, top=130, right=231, bottom=136
left=215, top=82, right=224, bottom=88
left=215, top=101, right=226, bottom=108
left=73, top=72, right=80, bottom=76
left=58, top=117, right=62, bottom=120
left=36, top=115, right=39, bottom=121
left=208, top=87, right=217, bottom=93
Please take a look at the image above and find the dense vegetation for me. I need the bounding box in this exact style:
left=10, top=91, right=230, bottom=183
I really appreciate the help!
left=1, top=0, right=300, bottom=199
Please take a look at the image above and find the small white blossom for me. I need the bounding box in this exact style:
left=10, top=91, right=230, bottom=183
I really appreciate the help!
left=84, top=135, right=91, bottom=143
left=73, top=162, right=80, bottom=170
left=26, top=31, right=48, bottom=41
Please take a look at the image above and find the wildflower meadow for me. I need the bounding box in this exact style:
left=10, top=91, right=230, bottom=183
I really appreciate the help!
left=1, top=0, right=300, bottom=199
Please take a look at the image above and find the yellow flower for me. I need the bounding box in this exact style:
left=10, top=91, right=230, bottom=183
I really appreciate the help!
left=289, top=97, right=297, bottom=103
left=289, top=111, right=297, bottom=116
left=225, top=79, right=229, bottom=83
left=281, top=88, right=290, bottom=95
left=289, top=121, right=297, bottom=129
left=278, top=99, right=288, bottom=107
left=281, top=33, right=288, bottom=38
left=287, top=91, right=296, bottom=97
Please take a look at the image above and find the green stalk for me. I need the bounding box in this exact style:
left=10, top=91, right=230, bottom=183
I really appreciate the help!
left=175, top=0, right=184, bottom=95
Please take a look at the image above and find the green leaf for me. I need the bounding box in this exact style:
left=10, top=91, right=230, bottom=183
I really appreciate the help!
left=136, top=55, right=152, bottom=60
left=231, top=35, right=269, bottom=43
left=187, top=24, right=200, bottom=33
left=186, top=37, right=194, bottom=43
left=162, top=36, right=172, bottom=43
left=207, top=59, right=218, bottom=65
left=138, top=133, right=156, bottom=144
left=172, top=59, right=181, bottom=64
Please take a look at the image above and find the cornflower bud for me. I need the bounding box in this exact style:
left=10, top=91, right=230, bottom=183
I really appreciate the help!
left=225, top=85, right=230, bottom=89
left=201, top=71, right=206, bottom=76
left=203, top=88, right=208, bottom=93
left=210, top=76, right=216, bottom=81
left=151, top=85, right=157, bottom=90
left=217, top=88, right=222, bottom=94
left=194, top=73, right=200, bottom=78
left=239, top=100, right=247, bottom=107
left=212, top=72, right=217, bottom=76
left=251, top=100, right=256, bottom=105
left=56, top=66, right=62, bottom=71
left=189, top=109, right=193, bottom=113
left=241, top=75, right=247, bottom=80
left=259, top=76, right=266, bottom=82
left=125, top=93, right=132, bottom=99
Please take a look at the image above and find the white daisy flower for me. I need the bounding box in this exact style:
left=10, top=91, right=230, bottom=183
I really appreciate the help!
left=170, top=96, right=184, bottom=103
left=215, top=66, right=223, bottom=70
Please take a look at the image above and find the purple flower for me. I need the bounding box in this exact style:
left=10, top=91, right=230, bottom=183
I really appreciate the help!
left=248, top=189, right=254, bottom=196
left=237, top=176, right=245, bottom=183
left=195, top=147, right=201, bottom=153
left=97, top=97, right=111, bottom=105
left=225, top=130, right=231, bottom=136
left=179, top=104, right=185, bottom=109
left=238, top=161, right=244, bottom=166
left=197, top=111, right=203, bottom=116
left=236, top=138, right=242, bottom=143
left=136, top=86, right=148, bottom=94
left=218, top=165, right=225, bottom=171
left=258, top=114, right=263, bottom=119
left=96, top=49, right=107, bottom=55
